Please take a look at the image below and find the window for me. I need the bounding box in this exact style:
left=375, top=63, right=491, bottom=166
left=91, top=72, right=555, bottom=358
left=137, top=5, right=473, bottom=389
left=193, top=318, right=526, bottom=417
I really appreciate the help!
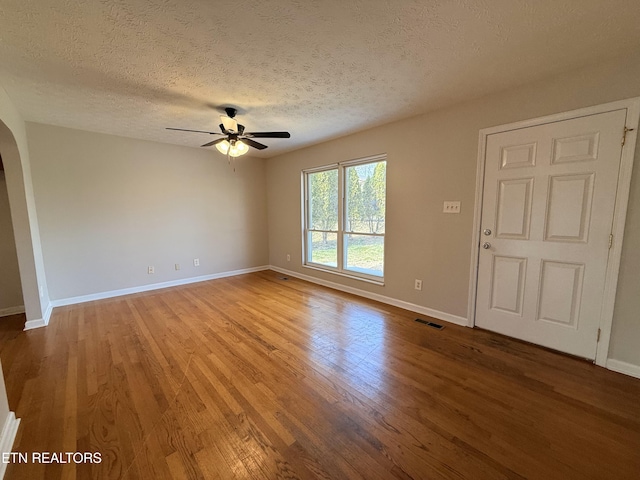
left=303, top=155, right=386, bottom=282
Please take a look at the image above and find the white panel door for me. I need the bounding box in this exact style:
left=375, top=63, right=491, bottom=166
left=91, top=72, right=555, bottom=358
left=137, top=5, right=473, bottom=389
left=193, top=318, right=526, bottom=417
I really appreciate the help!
left=475, top=109, right=626, bottom=359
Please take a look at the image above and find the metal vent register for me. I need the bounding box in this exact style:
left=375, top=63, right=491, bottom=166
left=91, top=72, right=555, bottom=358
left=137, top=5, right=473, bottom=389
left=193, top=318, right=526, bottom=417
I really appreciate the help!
left=415, top=318, right=444, bottom=330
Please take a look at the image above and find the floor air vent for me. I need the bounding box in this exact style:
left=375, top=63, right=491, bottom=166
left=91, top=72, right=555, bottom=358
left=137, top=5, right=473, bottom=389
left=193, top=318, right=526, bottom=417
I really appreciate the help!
left=415, top=318, right=444, bottom=329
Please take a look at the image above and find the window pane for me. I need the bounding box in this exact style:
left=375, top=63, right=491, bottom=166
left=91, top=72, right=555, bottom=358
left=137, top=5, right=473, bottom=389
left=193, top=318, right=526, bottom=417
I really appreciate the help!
left=309, top=231, right=337, bottom=267
left=344, top=234, right=384, bottom=277
left=345, top=161, right=386, bottom=234
left=308, top=169, right=338, bottom=231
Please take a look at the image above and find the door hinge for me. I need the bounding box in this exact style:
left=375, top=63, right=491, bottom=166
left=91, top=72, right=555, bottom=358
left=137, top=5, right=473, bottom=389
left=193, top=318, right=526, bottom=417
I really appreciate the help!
left=622, top=126, right=635, bottom=146
left=597, top=328, right=601, bottom=342
left=608, top=234, right=613, bottom=249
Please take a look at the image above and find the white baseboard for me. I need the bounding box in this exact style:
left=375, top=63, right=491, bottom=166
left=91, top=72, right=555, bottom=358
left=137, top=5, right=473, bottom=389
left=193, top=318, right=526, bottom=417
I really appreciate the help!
left=23, top=318, right=46, bottom=331
left=0, top=411, right=20, bottom=479
left=50, top=265, right=270, bottom=308
left=606, top=359, right=640, bottom=380
left=43, top=302, right=53, bottom=325
left=0, top=306, right=25, bottom=318
left=269, top=266, right=468, bottom=327
left=23, top=303, right=52, bottom=331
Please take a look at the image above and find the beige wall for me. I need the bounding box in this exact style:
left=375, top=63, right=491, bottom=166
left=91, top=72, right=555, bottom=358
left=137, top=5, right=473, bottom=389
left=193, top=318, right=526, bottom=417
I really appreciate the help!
left=266, top=53, right=640, bottom=366
left=0, top=172, right=23, bottom=312
left=26, top=124, right=269, bottom=300
left=0, top=87, right=48, bottom=322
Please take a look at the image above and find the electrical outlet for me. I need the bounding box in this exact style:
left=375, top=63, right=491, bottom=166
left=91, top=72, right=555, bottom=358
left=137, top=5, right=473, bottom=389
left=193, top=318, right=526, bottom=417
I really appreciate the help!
left=415, top=279, right=422, bottom=290
left=193, top=258, right=200, bottom=267
left=148, top=266, right=155, bottom=274
left=287, top=254, right=291, bottom=261
left=443, top=201, right=461, bottom=214
left=175, top=263, right=180, bottom=271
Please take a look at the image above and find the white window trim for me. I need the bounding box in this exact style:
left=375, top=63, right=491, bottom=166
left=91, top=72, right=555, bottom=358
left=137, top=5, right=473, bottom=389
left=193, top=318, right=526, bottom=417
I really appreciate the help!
left=302, top=154, right=387, bottom=285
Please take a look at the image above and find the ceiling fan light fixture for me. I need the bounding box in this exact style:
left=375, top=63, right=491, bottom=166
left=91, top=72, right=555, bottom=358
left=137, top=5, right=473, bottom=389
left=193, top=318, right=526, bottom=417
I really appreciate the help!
left=214, top=139, right=248, bottom=157
left=215, top=140, right=230, bottom=154
left=228, top=140, right=248, bottom=157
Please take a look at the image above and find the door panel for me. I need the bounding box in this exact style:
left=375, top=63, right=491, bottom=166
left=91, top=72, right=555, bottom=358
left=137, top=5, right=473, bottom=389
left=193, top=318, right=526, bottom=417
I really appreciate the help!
left=500, top=142, right=537, bottom=169
left=551, top=132, right=599, bottom=164
left=544, top=173, right=594, bottom=242
left=496, top=178, right=534, bottom=239
left=536, top=260, right=584, bottom=328
left=490, top=256, right=527, bottom=315
left=476, top=109, right=626, bottom=359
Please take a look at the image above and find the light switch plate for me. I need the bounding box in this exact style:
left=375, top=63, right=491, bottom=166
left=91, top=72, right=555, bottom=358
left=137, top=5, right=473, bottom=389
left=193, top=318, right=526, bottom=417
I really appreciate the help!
left=443, top=201, right=461, bottom=214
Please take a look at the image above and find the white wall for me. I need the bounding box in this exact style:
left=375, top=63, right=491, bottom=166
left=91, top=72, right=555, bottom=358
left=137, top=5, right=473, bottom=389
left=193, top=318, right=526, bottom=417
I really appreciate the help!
left=0, top=172, right=23, bottom=313
left=266, top=52, right=640, bottom=367
left=26, top=124, right=269, bottom=300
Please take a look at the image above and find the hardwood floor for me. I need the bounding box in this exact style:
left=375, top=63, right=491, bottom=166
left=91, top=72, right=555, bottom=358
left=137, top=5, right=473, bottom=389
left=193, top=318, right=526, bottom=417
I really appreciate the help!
left=1, top=270, right=639, bottom=479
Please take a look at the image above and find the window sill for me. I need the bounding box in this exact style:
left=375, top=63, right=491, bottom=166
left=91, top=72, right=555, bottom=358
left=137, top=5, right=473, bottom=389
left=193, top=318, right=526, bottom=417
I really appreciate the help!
left=302, top=264, right=385, bottom=286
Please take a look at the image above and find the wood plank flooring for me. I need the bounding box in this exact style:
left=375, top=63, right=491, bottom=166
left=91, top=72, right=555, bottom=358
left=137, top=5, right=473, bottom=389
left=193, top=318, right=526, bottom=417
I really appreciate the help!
left=1, top=270, right=639, bottom=479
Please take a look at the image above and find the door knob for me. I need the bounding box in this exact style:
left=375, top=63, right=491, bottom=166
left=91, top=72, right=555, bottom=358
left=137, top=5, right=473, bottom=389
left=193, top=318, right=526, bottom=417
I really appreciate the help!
left=482, top=242, right=491, bottom=249
left=483, top=229, right=492, bottom=236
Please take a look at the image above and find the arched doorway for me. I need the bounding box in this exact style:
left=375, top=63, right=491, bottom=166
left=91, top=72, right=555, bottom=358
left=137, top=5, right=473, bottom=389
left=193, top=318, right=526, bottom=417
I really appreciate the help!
left=0, top=116, right=48, bottom=329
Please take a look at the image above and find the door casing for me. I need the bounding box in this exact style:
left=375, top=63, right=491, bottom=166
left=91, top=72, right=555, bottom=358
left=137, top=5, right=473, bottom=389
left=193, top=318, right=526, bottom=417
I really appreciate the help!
left=468, top=98, right=640, bottom=367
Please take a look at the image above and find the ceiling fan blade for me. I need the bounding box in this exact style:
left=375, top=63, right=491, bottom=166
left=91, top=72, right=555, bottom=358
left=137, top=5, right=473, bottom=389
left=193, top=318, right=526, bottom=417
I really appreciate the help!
left=167, top=127, right=221, bottom=134
left=201, top=138, right=227, bottom=147
left=244, top=131, right=291, bottom=138
left=241, top=138, right=268, bottom=150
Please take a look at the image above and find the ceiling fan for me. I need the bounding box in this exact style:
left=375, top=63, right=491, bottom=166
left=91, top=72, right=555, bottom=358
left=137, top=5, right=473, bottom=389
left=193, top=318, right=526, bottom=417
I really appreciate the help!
left=167, top=107, right=290, bottom=157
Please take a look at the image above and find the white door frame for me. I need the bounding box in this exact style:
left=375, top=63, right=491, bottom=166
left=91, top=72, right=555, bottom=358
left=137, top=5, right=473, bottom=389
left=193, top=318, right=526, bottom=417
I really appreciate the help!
left=467, top=97, right=640, bottom=367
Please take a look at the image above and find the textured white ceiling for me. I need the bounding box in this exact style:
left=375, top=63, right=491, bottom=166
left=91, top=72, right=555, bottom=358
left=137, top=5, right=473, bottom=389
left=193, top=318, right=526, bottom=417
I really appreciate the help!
left=1, top=0, right=639, bottom=157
